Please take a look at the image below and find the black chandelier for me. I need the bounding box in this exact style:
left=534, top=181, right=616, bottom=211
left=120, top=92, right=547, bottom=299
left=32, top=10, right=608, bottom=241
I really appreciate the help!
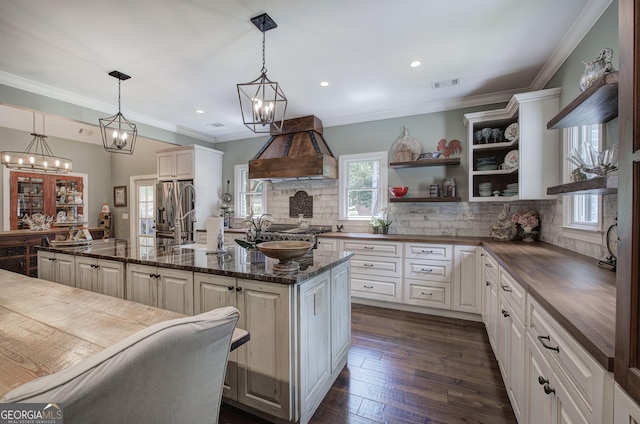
left=99, top=70, right=138, bottom=154
left=237, top=13, right=288, bottom=133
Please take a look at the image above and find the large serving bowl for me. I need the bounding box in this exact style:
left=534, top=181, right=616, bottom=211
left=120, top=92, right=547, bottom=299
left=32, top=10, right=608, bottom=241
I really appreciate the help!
left=256, top=241, right=314, bottom=272
left=389, top=186, right=409, bottom=198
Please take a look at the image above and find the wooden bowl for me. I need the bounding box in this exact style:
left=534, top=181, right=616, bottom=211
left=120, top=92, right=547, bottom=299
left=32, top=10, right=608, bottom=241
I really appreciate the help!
left=256, top=241, right=314, bottom=272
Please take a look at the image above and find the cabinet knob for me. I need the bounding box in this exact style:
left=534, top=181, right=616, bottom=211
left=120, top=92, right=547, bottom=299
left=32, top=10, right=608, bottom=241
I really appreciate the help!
left=227, top=286, right=234, bottom=291
left=485, top=280, right=491, bottom=286
left=543, top=384, right=556, bottom=395
left=501, top=309, right=510, bottom=317
left=538, top=376, right=549, bottom=385
left=236, top=287, right=242, bottom=292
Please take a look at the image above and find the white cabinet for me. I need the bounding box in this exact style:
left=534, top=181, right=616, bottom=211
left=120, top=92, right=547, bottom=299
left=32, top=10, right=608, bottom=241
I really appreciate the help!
left=482, top=251, right=500, bottom=351
left=614, top=385, right=640, bottom=424
left=75, top=256, right=125, bottom=298
left=37, top=251, right=75, bottom=286
left=126, top=263, right=194, bottom=315
left=316, top=237, right=338, bottom=252
left=344, top=239, right=403, bottom=303
left=463, top=88, right=560, bottom=202
left=193, top=263, right=350, bottom=424
left=498, top=277, right=526, bottom=423
left=404, top=242, right=453, bottom=310
left=155, top=145, right=224, bottom=233
left=452, top=245, right=482, bottom=314
left=157, top=148, right=195, bottom=181
left=528, top=296, right=613, bottom=424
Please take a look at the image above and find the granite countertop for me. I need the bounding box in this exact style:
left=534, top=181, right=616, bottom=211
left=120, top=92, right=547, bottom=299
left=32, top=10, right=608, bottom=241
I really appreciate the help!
left=318, top=232, right=616, bottom=371
left=39, top=239, right=353, bottom=285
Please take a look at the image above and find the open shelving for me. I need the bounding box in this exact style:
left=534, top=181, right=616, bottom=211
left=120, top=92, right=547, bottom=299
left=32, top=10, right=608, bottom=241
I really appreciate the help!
left=546, top=175, right=618, bottom=196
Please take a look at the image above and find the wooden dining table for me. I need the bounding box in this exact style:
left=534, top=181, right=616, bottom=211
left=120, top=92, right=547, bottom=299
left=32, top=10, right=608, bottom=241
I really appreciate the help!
left=0, top=269, right=249, bottom=397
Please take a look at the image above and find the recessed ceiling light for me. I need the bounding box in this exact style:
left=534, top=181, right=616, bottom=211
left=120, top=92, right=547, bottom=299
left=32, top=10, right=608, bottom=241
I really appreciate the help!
left=320, top=81, right=329, bottom=87
left=410, top=61, right=421, bottom=68
left=196, top=109, right=205, bottom=114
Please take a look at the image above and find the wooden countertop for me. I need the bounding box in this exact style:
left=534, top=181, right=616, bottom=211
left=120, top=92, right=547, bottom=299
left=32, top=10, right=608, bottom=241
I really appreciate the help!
left=0, top=269, right=249, bottom=397
left=319, top=232, right=616, bottom=371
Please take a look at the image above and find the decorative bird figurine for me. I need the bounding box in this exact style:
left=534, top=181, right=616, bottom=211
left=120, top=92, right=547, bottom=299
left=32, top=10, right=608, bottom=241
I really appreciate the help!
left=436, top=139, right=463, bottom=158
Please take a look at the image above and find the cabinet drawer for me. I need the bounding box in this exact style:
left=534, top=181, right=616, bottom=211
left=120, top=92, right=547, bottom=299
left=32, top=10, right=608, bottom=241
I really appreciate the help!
left=405, top=280, right=451, bottom=309
left=405, top=243, right=452, bottom=261
left=342, top=240, right=401, bottom=257
left=351, top=255, right=402, bottom=278
left=404, top=258, right=451, bottom=282
left=351, top=275, right=400, bottom=302
left=499, top=268, right=525, bottom=321
left=0, top=245, right=27, bottom=257
left=528, top=297, right=609, bottom=418
left=483, top=251, right=499, bottom=281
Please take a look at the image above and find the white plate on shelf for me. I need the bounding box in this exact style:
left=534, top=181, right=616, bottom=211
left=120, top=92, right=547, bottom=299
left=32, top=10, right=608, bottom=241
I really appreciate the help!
left=504, top=150, right=519, bottom=169
left=504, top=123, right=519, bottom=141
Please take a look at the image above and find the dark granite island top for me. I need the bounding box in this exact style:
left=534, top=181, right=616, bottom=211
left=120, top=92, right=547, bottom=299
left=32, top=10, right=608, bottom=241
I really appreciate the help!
left=39, top=239, right=353, bottom=285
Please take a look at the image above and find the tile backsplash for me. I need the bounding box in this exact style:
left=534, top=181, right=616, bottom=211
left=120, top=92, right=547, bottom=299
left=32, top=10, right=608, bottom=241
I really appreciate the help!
left=232, top=180, right=616, bottom=261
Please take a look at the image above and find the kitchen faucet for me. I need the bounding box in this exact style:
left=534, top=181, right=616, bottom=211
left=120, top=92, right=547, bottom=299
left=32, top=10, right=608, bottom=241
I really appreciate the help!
left=174, top=183, right=196, bottom=245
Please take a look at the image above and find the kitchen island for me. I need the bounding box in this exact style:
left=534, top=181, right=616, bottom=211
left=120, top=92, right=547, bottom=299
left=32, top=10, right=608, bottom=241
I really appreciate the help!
left=37, top=240, right=353, bottom=424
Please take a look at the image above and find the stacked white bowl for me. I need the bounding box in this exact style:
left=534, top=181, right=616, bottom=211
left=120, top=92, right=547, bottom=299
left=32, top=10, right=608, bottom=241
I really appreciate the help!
left=478, top=182, right=492, bottom=197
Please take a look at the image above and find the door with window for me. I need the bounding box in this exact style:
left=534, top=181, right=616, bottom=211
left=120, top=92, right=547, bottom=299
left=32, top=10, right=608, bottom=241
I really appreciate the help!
left=134, top=178, right=156, bottom=259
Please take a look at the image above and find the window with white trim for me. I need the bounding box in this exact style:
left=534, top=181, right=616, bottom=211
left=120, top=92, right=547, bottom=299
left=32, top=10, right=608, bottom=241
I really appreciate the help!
left=562, top=124, right=603, bottom=241
left=338, top=151, right=388, bottom=220
left=234, top=164, right=267, bottom=218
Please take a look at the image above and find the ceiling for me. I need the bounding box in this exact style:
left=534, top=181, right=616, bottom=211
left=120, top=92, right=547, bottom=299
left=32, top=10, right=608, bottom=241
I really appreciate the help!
left=0, top=0, right=612, bottom=145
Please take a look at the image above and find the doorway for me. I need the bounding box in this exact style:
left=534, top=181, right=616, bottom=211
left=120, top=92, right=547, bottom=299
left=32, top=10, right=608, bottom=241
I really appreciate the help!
left=130, top=175, right=156, bottom=259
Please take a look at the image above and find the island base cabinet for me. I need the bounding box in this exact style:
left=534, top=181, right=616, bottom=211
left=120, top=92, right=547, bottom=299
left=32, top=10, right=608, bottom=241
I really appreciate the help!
left=37, top=251, right=75, bottom=286
left=330, top=261, right=351, bottom=373
left=126, top=264, right=194, bottom=315
left=236, top=278, right=292, bottom=421
left=75, top=257, right=124, bottom=298
left=614, top=385, right=640, bottom=424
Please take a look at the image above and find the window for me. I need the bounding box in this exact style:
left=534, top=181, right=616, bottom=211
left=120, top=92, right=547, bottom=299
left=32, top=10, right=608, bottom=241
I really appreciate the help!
left=338, top=152, right=388, bottom=220
left=562, top=124, right=603, bottom=241
left=234, top=164, right=267, bottom=218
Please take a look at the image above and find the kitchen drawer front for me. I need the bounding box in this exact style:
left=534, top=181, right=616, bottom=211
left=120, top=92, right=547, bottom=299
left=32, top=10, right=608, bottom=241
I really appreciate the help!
left=404, top=280, right=451, bottom=309
left=404, top=258, right=452, bottom=283
left=499, top=268, right=525, bottom=322
left=351, top=255, right=402, bottom=278
left=528, top=297, right=609, bottom=420
left=405, top=243, right=453, bottom=261
left=483, top=251, right=499, bottom=282
left=351, top=275, right=401, bottom=302
left=341, top=240, right=401, bottom=257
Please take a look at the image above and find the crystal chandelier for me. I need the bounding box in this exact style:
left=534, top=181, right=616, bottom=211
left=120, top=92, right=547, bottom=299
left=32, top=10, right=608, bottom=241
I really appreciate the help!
left=237, top=13, right=288, bottom=133
left=99, top=70, right=137, bottom=154
left=1, top=113, right=72, bottom=173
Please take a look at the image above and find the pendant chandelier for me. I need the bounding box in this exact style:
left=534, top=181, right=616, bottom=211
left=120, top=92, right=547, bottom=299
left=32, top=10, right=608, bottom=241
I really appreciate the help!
left=237, top=13, right=288, bottom=133
left=99, top=70, right=137, bottom=154
left=1, top=113, right=72, bottom=173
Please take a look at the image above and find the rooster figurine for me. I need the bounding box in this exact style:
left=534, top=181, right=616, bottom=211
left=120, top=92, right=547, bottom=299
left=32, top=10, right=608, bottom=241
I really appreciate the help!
left=436, top=138, right=462, bottom=158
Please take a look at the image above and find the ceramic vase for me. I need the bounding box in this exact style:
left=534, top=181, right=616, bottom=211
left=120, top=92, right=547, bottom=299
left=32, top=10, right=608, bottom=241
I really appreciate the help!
left=522, top=226, right=535, bottom=242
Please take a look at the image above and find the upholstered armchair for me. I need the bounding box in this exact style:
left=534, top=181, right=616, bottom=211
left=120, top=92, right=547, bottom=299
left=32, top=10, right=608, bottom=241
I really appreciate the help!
left=1, top=306, right=240, bottom=424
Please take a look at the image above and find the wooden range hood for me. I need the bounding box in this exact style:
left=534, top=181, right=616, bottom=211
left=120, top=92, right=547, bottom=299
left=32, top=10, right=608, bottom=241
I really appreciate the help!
left=248, top=115, right=338, bottom=181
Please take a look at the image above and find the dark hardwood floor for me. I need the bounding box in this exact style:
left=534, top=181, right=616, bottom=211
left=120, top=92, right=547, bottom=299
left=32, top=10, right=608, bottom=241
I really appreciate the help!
left=219, top=303, right=517, bottom=424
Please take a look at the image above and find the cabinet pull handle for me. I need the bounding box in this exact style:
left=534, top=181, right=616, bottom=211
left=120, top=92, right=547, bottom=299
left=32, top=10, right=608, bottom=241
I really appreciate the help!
left=538, top=376, right=549, bottom=385
left=501, top=309, right=510, bottom=317
left=363, top=246, right=374, bottom=250
left=421, top=249, right=433, bottom=253
left=421, top=268, right=433, bottom=272
left=537, top=335, right=560, bottom=352
left=501, top=285, right=512, bottom=292
left=227, top=286, right=234, bottom=291
left=543, top=384, right=555, bottom=395
left=421, top=292, right=433, bottom=296
left=363, top=285, right=373, bottom=289
left=48, top=258, right=56, bottom=262
left=485, top=263, right=493, bottom=268
left=236, top=287, right=242, bottom=292
left=485, top=280, right=491, bottom=286
left=480, top=253, right=484, bottom=256
left=364, top=263, right=374, bottom=267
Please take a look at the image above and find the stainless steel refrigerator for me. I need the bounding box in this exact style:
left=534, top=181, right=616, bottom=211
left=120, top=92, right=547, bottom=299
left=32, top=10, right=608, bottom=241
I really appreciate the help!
left=155, top=180, right=196, bottom=246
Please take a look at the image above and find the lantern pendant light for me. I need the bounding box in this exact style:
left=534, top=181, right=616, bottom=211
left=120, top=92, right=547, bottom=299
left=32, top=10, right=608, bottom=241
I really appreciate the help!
left=99, top=70, right=137, bottom=154
left=1, top=113, right=72, bottom=173
left=237, top=13, right=288, bottom=133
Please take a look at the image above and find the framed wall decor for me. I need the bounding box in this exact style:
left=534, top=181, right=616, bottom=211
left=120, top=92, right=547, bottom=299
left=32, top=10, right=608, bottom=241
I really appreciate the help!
left=113, top=185, right=127, bottom=207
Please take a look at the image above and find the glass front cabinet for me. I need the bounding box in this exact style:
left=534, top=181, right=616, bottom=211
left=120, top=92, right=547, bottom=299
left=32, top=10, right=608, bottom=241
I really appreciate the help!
left=9, top=171, right=86, bottom=230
